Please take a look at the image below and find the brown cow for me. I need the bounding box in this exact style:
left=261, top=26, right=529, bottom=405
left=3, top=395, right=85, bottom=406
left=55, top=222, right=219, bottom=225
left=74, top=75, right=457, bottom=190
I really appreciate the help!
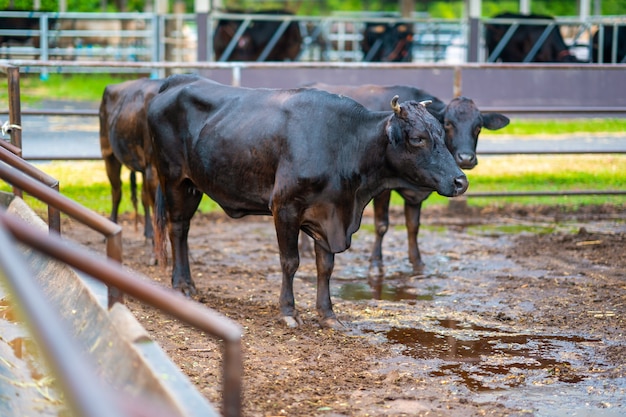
left=99, top=77, right=162, bottom=260
left=147, top=74, right=468, bottom=328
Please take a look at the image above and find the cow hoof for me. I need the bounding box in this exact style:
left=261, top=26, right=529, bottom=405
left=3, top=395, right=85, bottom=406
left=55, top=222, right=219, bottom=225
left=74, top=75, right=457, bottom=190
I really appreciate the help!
left=319, top=316, right=345, bottom=330
left=368, top=262, right=384, bottom=280
left=410, top=261, right=425, bottom=274
left=175, top=283, right=198, bottom=298
left=282, top=315, right=303, bottom=328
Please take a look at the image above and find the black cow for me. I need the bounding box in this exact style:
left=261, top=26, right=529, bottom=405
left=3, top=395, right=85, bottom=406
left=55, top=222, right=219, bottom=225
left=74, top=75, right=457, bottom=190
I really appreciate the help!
left=592, top=25, right=626, bottom=63
left=213, top=10, right=302, bottom=61
left=307, top=82, right=509, bottom=276
left=0, top=13, right=41, bottom=49
left=99, top=78, right=163, bottom=259
left=485, top=12, right=580, bottom=62
left=361, top=20, right=413, bottom=62
left=147, top=74, right=468, bottom=328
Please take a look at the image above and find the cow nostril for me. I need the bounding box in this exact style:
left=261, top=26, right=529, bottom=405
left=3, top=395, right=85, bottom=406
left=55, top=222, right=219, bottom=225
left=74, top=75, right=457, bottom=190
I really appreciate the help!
left=457, top=153, right=477, bottom=169
left=453, top=175, right=469, bottom=196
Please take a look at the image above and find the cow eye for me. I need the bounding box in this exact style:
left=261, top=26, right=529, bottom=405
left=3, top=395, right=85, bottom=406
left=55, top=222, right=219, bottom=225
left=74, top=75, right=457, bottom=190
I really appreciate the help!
left=408, top=136, right=425, bottom=147
left=444, top=120, right=453, bottom=129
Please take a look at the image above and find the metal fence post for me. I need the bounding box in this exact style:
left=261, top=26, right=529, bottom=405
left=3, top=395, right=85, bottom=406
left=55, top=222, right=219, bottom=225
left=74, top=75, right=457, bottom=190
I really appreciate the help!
left=40, top=14, right=49, bottom=80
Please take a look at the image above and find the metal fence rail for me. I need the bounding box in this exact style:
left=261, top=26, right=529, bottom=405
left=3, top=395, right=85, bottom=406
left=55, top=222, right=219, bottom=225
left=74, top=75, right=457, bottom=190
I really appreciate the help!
left=1, top=11, right=625, bottom=67
left=0, top=62, right=242, bottom=417
left=0, top=208, right=243, bottom=417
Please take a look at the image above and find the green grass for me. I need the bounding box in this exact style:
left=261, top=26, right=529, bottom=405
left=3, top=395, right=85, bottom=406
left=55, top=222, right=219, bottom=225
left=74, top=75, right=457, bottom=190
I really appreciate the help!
left=1, top=156, right=624, bottom=219
left=483, top=118, right=626, bottom=136
left=0, top=73, right=142, bottom=107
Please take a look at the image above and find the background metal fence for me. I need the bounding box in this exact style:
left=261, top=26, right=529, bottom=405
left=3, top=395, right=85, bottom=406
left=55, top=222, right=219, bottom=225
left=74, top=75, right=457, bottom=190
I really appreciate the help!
left=1, top=11, right=625, bottom=72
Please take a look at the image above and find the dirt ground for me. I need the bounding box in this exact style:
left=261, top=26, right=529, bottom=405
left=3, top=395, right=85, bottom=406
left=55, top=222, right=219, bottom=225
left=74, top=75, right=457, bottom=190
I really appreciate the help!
left=63, top=202, right=626, bottom=417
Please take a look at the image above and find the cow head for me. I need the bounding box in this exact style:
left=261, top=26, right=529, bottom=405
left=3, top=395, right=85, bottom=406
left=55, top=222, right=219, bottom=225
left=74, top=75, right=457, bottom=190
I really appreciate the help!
left=431, top=97, right=510, bottom=170
left=362, top=22, right=413, bottom=62
left=385, top=96, right=468, bottom=198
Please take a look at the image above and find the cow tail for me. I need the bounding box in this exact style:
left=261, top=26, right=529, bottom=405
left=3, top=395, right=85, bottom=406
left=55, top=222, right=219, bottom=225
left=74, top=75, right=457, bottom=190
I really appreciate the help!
left=130, top=171, right=138, bottom=232
left=153, top=184, right=169, bottom=268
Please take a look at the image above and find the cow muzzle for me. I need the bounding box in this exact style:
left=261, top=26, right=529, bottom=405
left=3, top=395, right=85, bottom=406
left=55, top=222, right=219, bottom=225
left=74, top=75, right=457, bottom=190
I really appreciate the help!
left=456, top=152, right=477, bottom=170
left=452, top=174, right=469, bottom=197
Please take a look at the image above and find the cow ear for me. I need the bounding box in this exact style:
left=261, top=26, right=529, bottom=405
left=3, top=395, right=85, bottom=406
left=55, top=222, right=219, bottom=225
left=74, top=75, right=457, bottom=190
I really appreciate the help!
left=482, top=113, right=510, bottom=130
left=385, top=121, right=402, bottom=147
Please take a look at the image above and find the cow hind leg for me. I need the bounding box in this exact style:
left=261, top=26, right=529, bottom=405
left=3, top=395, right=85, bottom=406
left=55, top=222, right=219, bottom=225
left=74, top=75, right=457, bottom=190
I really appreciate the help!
left=141, top=174, right=156, bottom=266
left=130, top=171, right=139, bottom=231
left=140, top=173, right=154, bottom=241
left=369, top=190, right=392, bottom=280
left=404, top=201, right=425, bottom=272
left=104, top=155, right=123, bottom=224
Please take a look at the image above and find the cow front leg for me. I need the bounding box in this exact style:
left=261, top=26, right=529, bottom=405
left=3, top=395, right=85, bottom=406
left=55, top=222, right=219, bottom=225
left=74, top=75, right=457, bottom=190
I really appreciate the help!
left=165, top=183, right=203, bottom=297
left=314, top=242, right=341, bottom=329
left=369, top=190, right=392, bottom=279
left=274, top=210, right=303, bottom=327
left=405, top=201, right=425, bottom=272
left=169, top=218, right=197, bottom=296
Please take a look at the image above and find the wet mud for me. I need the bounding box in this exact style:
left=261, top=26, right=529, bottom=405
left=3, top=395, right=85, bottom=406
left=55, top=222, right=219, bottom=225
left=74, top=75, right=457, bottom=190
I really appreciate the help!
left=62, top=203, right=626, bottom=416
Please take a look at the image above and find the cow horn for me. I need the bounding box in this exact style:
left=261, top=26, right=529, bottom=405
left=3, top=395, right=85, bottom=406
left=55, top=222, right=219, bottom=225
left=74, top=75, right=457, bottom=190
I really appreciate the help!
left=390, top=95, right=401, bottom=114
left=419, top=99, right=432, bottom=107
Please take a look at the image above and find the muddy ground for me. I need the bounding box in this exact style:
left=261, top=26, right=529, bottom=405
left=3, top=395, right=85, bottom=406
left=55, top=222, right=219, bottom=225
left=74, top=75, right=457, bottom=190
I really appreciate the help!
left=64, top=202, right=626, bottom=417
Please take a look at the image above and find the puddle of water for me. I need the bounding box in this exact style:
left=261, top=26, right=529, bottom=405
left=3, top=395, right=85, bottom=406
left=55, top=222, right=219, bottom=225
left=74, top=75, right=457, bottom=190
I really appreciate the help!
left=335, top=282, right=445, bottom=302
left=368, top=319, right=601, bottom=392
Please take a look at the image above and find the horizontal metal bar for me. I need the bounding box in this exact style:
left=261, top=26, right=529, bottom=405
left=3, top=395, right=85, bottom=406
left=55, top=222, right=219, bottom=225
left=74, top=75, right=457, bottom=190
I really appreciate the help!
left=0, top=222, right=135, bottom=417
left=0, top=210, right=242, bottom=417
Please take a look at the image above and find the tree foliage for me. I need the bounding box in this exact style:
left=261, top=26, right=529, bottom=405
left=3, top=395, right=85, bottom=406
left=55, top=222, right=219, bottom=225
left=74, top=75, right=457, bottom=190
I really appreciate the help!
left=1, top=0, right=625, bottom=16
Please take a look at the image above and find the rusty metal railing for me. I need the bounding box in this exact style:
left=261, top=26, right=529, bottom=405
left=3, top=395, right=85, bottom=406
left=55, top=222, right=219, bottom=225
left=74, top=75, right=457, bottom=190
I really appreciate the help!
left=0, top=159, right=124, bottom=306
left=0, top=208, right=243, bottom=417
left=0, top=143, right=61, bottom=231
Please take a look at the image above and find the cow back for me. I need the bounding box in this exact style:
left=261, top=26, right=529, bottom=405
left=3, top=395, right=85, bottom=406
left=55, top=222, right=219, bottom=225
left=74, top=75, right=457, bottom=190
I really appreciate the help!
left=100, top=78, right=164, bottom=171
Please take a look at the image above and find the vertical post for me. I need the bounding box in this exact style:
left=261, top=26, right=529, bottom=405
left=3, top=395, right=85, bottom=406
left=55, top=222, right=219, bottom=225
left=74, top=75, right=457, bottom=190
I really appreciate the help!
left=466, top=0, right=482, bottom=62
left=453, top=66, right=462, bottom=98
left=39, top=15, right=49, bottom=81
left=195, top=0, right=210, bottom=61
left=152, top=14, right=163, bottom=79
left=520, top=0, right=531, bottom=14
left=106, top=232, right=124, bottom=307
left=7, top=66, right=23, bottom=198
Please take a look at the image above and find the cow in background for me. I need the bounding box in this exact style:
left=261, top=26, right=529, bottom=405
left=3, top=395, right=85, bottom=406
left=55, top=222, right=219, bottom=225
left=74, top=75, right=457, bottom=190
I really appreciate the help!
left=485, top=12, right=581, bottom=62
left=99, top=78, right=163, bottom=264
left=306, top=82, right=509, bottom=278
left=0, top=12, right=57, bottom=56
left=361, top=20, right=413, bottom=62
left=592, top=25, right=626, bottom=63
left=213, top=10, right=302, bottom=61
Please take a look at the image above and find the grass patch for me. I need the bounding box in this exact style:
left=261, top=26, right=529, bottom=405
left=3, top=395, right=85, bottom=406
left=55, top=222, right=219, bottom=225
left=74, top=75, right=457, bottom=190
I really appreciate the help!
left=0, top=73, right=141, bottom=107
left=2, top=156, right=624, bottom=219
left=483, top=118, right=626, bottom=136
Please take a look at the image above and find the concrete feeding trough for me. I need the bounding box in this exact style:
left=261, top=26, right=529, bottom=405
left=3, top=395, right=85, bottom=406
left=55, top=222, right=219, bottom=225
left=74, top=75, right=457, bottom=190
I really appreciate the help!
left=0, top=192, right=220, bottom=417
